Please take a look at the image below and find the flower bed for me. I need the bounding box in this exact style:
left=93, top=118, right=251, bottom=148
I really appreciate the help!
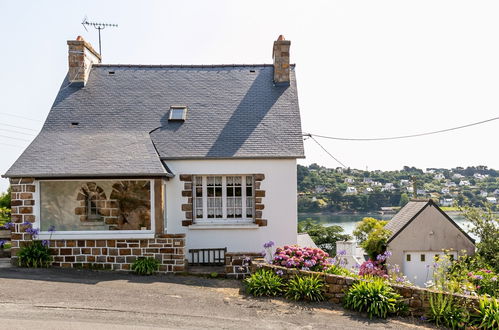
left=252, top=261, right=480, bottom=316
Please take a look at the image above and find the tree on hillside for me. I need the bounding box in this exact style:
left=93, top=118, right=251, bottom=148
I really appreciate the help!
left=399, top=193, right=409, bottom=207
left=0, top=188, right=10, bottom=208
left=298, top=218, right=351, bottom=255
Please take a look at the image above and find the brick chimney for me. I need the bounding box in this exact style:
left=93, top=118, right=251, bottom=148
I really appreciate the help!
left=67, top=36, right=101, bottom=86
left=272, top=35, right=291, bottom=85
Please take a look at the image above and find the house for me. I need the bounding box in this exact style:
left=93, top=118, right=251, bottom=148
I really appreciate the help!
left=344, top=177, right=355, bottom=184
left=345, top=187, right=357, bottom=195
left=441, top=188, right=450, bottom=194
left=363, top=187, right=373, bottom=193
left=406, top=186, right=414, bottom=193
left=363, top=178, right=373, bottom=184
left=440, top=198, right=453, bottom=207
left=385, top=200, right=475, bottom=287
left=459, top=180, right=471, bottom=186
left=3, top=35, right=304, bottom=274
left=314, top=185, right=327, bottom=194
left=399, top=179, right=410, bottom=186
left=452, top=173, right=464, bottom=179
left=371, top=181, right=383, bottom=187
left=473, top=173, right=488, bottom=180
left=480, top=191, right=488, bottom=198
left=433, top=173, right=445, bottom=180
left=335, top=241, right=366, bottom=271
left=444, top=181, right=457, bottom=188
left=416, top=189, right=426, bottom=196
left=486, top=197, right=497, bottom=204
left=494, top=189, right=499, bottom=196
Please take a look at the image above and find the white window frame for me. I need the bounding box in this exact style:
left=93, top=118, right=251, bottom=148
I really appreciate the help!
left=193, top=175, right=254, bottom=224
left=168, top=106, right=187, bottom=121
left=35, top=179, right=155, bottom=239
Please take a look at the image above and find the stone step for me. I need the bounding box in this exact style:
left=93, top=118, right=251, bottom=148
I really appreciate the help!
left=0, top=258, right=12, bottom=268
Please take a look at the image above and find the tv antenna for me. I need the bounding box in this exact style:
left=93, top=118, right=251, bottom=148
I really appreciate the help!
left=81, top=16, right=118, bottom=56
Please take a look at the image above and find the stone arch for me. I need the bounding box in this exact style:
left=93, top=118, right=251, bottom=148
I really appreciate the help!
left=75, top=182, right=108, bottom=222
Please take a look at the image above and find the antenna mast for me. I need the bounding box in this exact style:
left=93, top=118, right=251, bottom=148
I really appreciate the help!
left=81, top=16, right=118, bottom=56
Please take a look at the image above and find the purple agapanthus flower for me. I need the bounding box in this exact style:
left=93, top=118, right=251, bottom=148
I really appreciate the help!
left=25, top=227, right=39, bottom=237
left=3, top=222, right=14, bottom=230
left=21, top=221, right=31, bottom=227
left=263, top=241, right=275, bottom=249
left=41, top=240, right=49, bottom=247
left=275, top=269, right=284, bottom=276
left=0, top=240, right=5, bottom=248
left=338, top=249, right=347, bottom=256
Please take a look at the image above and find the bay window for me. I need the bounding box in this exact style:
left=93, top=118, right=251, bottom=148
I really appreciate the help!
left=193, top=175, right=254, bottom=223
left=38, top=180, right=153, bottom=234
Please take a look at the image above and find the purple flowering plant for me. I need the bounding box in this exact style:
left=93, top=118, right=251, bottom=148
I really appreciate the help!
left=272, top=245, right=330, bottom=272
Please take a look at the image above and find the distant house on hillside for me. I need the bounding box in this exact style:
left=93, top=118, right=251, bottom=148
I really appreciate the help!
left=480, top=191, right=488, bottom=198
left=452, top=173, right=464, bottom=179
left=459, top=180, right=471, bottom=186
left=433, top=173, right=445, bottom=180
left=416, top=189, right=426, bottom=196
left=314, top=185, right=327, bottom=194
left=474, top=173, right=488, bottom=180
left=363, top=187, right=373, bottom=193
left=441, top=188, right=450, bottom=194
left=344, top=177, right=355, bottom=184
left=493, top=189, right=499, bottom=195
left=385, top=200, right=475, bottom=287
left=486, top=197, right=497, bottom=204
left=363, top=178, right=373, bottom=184
left=345, top=187, right=357, bottom=195
left=440, top=198, right=454, bottom=207
left=445, top=181, right=457, bottom=188
left=400, top=179, right=410, bottom=186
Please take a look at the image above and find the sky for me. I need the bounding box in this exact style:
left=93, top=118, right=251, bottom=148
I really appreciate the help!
left=1, top=0, right=499, bottom=192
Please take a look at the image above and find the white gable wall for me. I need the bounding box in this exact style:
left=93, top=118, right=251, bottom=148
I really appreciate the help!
left=387, top=204, right=475, bottom=269
left=165, top=159, right=298, bottom=254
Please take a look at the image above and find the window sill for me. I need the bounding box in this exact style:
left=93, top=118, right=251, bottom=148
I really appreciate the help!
left=37, top=231, right=155, bottom=240
left=188, top=223, right=259, bottom=230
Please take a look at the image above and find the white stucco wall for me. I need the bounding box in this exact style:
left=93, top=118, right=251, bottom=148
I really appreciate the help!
left=164, top=159, right=298, bottom=254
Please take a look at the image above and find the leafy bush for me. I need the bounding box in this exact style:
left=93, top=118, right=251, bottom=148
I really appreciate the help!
left=467, top=269, right=498, bottom=297
left=470, top=296, right=499, bottom=329
left=427, top=292, right=469, bottom=329
left=17, top=240, right=52, bottom=268
left=131, top=257, right=160, bottom=275
left=298, top=219, right=351, bottom=255
left=285, top=275, right=326, bottom=302
left=325, top=264, right=356, bottom=277
left=244, top=269, right=284, bottom=297
left=344, top=277, right=405, bottom=319
left=272, top=245, right=330, bottom=272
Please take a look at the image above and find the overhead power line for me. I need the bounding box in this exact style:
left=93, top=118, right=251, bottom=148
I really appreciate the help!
left=0, top=112, right=42, bottom=122
left=0, top=123, right=38, bottom=131
left=305, top=115, right=499, bottom=141
left=0, top=128, right=35, bottom=136
left=0, top=134, right=30, bottom=142
left=307, top=135, right=347, bottom=168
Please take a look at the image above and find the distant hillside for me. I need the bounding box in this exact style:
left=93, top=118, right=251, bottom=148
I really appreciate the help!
left=297, top=164, right=499, bottom=213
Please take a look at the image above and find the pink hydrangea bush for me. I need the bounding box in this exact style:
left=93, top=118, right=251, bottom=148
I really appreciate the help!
left=272, top=245, right=330, bottom=272
left=358, top=259, right=388, bottom=278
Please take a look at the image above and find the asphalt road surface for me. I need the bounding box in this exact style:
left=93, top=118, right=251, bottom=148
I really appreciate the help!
left=0, top=266, right=433, bottom=329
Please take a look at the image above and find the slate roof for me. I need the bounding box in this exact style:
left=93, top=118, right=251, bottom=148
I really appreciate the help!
left=385, top=200, right=428, bottom=240
left=4, top=64, right=304, bottom=178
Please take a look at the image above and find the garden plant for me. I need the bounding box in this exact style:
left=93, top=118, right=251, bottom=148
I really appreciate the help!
left=131, top=257, right=160, bottom=275
left=244, top=269, right=284, bottom=297
left=285, top=275, right=326, bottom=302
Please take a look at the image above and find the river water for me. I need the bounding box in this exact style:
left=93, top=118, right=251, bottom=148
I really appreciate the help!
left=298, top=212, right=474, bottom=239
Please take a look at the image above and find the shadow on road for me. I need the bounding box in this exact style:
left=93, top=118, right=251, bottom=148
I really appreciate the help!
left=0, top=266, right=242, bottom=289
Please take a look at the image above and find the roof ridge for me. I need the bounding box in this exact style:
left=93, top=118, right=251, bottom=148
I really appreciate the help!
left=92, top=63, right=296, bottom=68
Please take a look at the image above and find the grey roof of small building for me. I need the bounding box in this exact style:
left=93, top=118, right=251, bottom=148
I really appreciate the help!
left=385, top=201, right=428, bottom=240
left=385, top=199, right=475, bottom=244
left=4, top=64, right=304, bottom=178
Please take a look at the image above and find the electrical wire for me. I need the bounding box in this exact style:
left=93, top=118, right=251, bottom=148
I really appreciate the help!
left=0, top=123, right=38, bottom=131
left=0, top=128, right=35, bottom=136
left=0, top=112, right=42, bottom=122
left=0, top=134, right=30, bottom=142
left=308, top=135, right=347, bottom=168
left=305, top=115, right=499, bottom=141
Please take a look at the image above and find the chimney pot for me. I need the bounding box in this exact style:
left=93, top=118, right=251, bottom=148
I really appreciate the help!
left=67, top=37, right=101, bottom=86
left=272, top=35, right=291, bottom=85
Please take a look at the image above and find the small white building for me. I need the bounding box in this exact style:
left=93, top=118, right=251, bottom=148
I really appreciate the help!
left=344, top=177, right=355, bottom=184
left=480, top=191, right=488, bottom=198
left=345, top=187, right=357, bottom=195
left=440, top=198, right=454, bottom=207
left=459, top=180, right=471, bottom=186
left=335, top=241, right=366, bottom=272
left=452, top=173, right=464, bottom=179
left=363, top=178, right=373, bottom=184
left=486, top=197, right=497, bottom=204
left=433, top=173, right=445, bottom=180
left=364, top=187, right=374, bottom=193
left=400, top=179, right=410, bottom=186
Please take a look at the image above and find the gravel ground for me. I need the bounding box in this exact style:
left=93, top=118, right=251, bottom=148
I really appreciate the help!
left=0, top=266, right=434, bottom=329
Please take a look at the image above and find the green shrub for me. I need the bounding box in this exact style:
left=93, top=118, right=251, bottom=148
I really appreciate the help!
left=131, top=257, right=160, bottom=275
left=325, top=264, right=356, bottom=277
left=244, top=269, right=284, bottom=297
left=17, top=240, right=52, bottom=268
left=285, top=275, right=326, bottom=302
left=344, top=277, right=405, bottom=319
left=427, top=292, right=469, bottom=329
left=471, top=297, right=499, bottom=329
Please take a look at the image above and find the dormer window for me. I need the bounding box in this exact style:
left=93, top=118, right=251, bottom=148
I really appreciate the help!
left=169, top=106, right=187, bottom=121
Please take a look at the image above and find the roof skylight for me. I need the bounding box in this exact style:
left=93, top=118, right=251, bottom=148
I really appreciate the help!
left=169, top=106, right=187, bottom=121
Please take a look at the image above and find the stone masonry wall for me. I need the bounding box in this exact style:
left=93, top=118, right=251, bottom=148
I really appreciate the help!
left=9, top=178, right=186, bottom=273
left=255, top=263, right=480, bottom=316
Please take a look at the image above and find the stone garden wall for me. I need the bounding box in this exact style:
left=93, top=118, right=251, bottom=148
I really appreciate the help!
left=255, top=263, right=480, bottom=316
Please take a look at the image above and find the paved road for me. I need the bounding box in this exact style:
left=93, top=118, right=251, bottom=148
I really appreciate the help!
left=0, top=267, right=432, bottom=329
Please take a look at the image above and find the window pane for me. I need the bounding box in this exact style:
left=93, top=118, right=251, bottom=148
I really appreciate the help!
left=235, top=187, right=242, bottom=197
left=40, top=180, right=151, bottom=231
